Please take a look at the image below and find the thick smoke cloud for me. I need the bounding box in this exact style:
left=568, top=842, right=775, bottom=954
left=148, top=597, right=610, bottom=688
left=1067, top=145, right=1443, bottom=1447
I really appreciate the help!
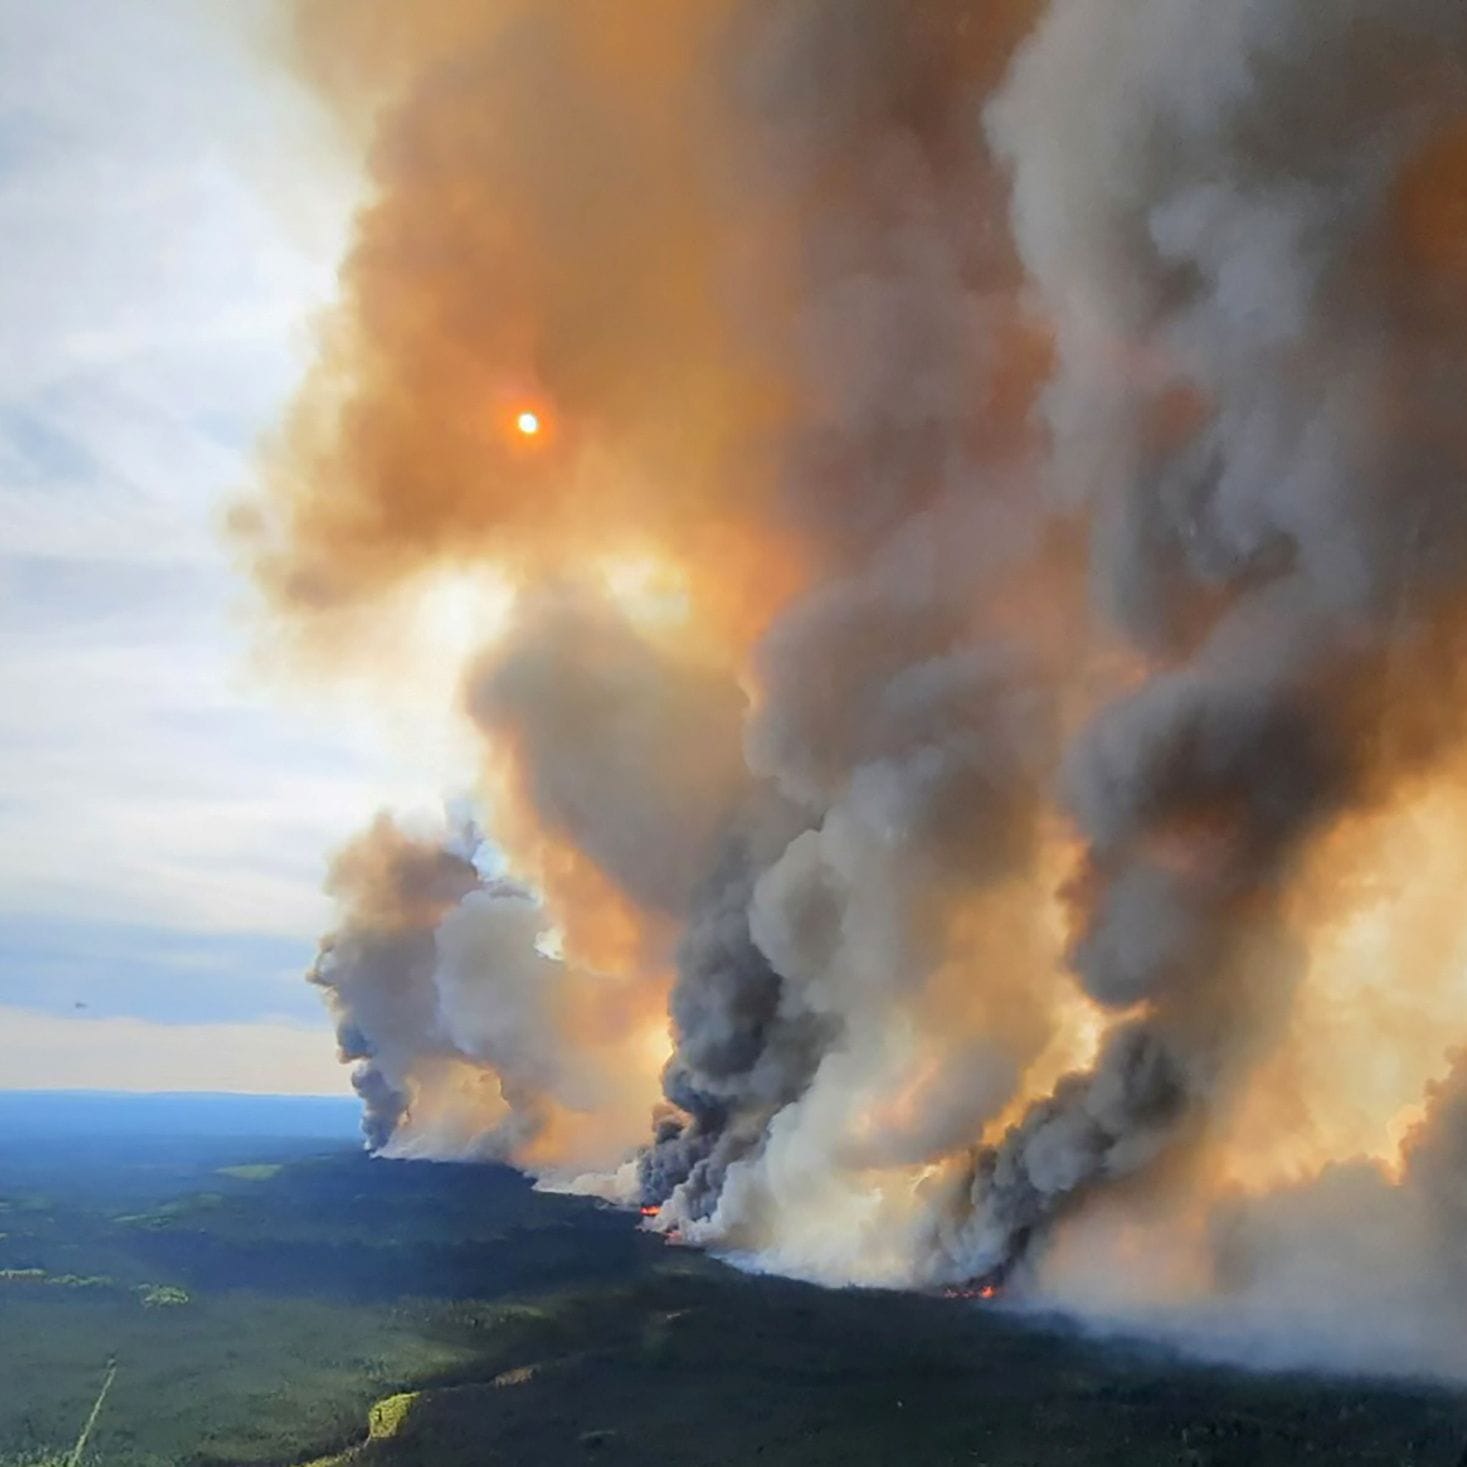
left=248, top=0, right=1467, bottom=1381
left=309, top=814, right=663, bottom=1173
left=931, top=0, right=1467, bottom=1294
left=1033, top=1052, right=1467, bottom=1381
left=465, top=586, right=748, bottom=918
left=309, top=816, right=482, bottom=1149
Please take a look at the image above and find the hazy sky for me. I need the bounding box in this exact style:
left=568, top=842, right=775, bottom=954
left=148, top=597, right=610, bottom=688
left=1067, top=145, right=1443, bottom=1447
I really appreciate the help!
left=0, top=1, right=444, bottom=1092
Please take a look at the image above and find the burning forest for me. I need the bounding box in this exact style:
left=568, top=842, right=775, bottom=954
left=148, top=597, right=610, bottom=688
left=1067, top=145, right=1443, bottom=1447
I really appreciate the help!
left=240, top=0, right=1467, bottom=1383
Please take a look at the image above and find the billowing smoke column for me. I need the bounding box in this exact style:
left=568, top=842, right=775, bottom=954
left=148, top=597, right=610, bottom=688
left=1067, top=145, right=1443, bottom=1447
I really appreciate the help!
left=245, top=0, right=1467, bottom=1379
left=309, top=807, right=672, bottom=1174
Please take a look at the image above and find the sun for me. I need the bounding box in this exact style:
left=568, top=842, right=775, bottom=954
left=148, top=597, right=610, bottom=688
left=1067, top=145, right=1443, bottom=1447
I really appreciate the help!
left=516, top=410, right=541, bottom=437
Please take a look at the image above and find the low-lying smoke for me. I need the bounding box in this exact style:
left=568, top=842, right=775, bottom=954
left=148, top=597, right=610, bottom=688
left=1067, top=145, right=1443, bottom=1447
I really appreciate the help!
left=249, top=0, right=1467, bottom=1382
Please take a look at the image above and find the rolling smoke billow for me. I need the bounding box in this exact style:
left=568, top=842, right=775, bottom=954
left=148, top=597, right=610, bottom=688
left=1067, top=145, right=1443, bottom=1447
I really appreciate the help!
left=243, top=0, right=1467, bottom=1382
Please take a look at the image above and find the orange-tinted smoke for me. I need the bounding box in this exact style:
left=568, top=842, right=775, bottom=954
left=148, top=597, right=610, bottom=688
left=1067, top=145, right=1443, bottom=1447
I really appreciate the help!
left=243, top=0, right=798, bottom=654
left=242, top=0, right=1049, bottom=638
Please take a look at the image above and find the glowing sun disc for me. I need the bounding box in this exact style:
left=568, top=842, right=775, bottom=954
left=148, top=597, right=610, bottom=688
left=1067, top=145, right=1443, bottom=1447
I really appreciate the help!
left=516, top=410, right=541, bottom=437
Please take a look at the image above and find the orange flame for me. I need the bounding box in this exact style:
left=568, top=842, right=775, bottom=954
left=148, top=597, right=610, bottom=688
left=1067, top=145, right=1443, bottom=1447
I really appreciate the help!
left=941, top=1283, right=1000, bottom=1302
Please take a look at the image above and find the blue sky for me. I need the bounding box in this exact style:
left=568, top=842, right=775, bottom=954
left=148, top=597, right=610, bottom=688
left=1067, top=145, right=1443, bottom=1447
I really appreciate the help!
left=0, top=1, right=453, bottom=1092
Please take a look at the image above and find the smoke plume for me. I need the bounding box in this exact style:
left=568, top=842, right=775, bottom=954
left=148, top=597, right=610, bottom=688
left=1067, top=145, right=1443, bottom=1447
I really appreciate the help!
left=246, top=0, right=1467, bottom=1381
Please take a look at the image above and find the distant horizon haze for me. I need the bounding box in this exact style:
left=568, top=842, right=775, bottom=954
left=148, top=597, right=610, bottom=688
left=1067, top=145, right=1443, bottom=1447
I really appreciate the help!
left=0, top=1088, right=361, bottom=1139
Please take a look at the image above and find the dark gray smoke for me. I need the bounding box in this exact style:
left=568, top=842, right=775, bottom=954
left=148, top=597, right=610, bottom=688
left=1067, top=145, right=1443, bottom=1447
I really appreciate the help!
left=308, top=816, right=482, bottom=1150
left=931, top=1025, right=1188, bottom=1286
left=922, top=0, right=1467, bottom=1290
left=639, top=814, right=835, bottom=1217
